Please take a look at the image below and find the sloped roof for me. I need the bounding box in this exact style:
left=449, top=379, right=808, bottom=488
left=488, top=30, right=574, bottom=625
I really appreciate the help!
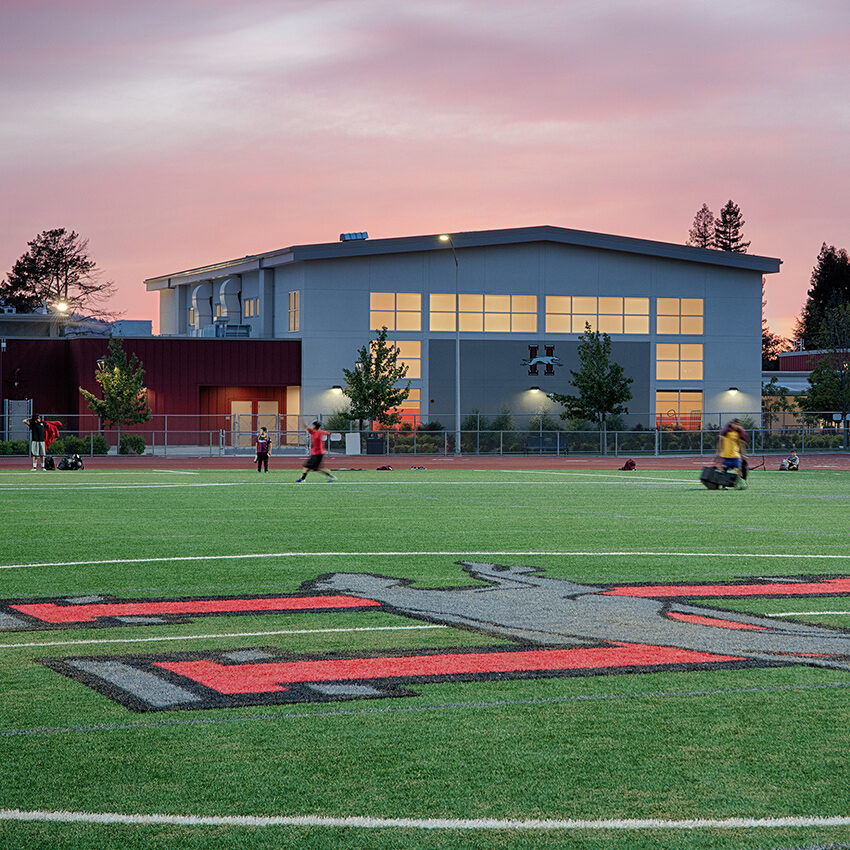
left=145, top=224, right=781, bottom=290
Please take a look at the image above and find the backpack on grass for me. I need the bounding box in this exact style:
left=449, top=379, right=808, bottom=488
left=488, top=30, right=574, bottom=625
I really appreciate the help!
left=57, top=454, right=84, bottom=471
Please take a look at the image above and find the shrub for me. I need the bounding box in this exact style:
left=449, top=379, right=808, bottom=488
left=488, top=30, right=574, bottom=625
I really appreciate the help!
left=119, top=434, right=147, bottom=455
left=323, top=408, right=354, bottom=431
left=50, top=434, right=110, bottom=455
left=0, top=440, right=29, bottom=455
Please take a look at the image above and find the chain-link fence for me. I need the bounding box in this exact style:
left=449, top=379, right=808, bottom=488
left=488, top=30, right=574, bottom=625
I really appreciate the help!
left=1, top=407, right=847, bottom=457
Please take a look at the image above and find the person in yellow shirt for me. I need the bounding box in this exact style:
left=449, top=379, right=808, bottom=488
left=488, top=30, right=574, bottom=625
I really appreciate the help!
left=715, top=419, right=747, bottom=488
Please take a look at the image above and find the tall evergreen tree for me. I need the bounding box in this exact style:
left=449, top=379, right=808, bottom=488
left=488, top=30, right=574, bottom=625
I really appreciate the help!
left=341, top=327, right=410, bottom=428
left=548, top=324, right=633, bottom=443
left=686, top=203, right=716, bottom=248
left=714, top=200, right=751, bottom=253
left=795, top=243, right=850, bottom=348
left=80, top=337, right=152, bottom=448
left=0, top=228, right=116, bottom=315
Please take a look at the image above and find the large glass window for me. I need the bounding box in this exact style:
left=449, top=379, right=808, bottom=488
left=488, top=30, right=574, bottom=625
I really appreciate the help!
left=394, top=388, right=421, bottom=426
left=378, top=339, right=421, bottom=379
left=656, top=343, right=703, bottom=380
left=656, top=298, right=703, bottom=335
left=370, top=292, right=421, bottom=331
left=429, top=293, right=536, bottom=332
left=545, top=296, right=649, bottom=334
left=656, top=390, right=703, bottom=430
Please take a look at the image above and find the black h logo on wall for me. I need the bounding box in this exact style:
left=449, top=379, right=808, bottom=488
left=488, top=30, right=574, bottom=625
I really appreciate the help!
left=527, top=345, right=557, bottom=376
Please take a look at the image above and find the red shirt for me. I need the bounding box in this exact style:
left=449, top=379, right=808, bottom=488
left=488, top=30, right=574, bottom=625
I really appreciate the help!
left=310, top=429, right=327, bottom=455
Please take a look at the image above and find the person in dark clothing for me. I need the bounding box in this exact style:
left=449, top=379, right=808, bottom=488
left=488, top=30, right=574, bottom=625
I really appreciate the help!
left=23, top=414, right=46, bottom=471
left=255, top=426, right=272, bottom=473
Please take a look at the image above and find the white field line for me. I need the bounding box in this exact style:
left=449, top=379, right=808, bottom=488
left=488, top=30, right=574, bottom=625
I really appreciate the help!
left=506, top=469, right=687, bottom=483
left=4, top=549, right=850, bottom=571
left=0, top=475, right=690, bottom=490
left=2, top=808, right=850, bottom=831
left=0, top=624, right=445, bottom=650
left=767, top=611, right=850, bottom=617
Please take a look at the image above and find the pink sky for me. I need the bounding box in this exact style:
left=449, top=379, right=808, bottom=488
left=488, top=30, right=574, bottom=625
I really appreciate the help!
left=2, top=0, right=849, bottom=338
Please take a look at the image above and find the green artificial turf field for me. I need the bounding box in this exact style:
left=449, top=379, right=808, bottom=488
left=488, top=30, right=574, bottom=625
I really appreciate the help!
left=2, top=466, right=850, bottom=849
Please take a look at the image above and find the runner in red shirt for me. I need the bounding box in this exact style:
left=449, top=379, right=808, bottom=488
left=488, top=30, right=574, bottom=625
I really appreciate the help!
left=295, top=421, right=336, bottom=483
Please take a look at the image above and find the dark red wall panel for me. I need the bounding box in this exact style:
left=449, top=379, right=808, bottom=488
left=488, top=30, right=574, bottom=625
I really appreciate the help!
left=1, top=338, right=301, bottom=418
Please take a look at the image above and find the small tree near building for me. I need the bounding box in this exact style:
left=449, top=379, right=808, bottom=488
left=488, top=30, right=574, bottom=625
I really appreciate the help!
left=80, top=337, right=152, bottom=450
left=341, top=327, right=410, bottom=429
left=798, top=304, right=850, bottom=448
left=761, top=376, right=798, bottom=430
left=548, top=324, right=633, bottom=452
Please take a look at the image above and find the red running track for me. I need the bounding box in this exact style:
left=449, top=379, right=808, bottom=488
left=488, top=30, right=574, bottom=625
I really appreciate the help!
left=2, top=453, right=850, bottom=471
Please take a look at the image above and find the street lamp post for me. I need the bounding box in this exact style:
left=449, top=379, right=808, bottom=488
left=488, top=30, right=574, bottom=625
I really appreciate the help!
left=439, top=235, right=461, bottom=455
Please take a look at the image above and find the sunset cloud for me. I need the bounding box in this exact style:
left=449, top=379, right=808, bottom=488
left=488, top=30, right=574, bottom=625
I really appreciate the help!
left=2, top=0, right=849, bottom=337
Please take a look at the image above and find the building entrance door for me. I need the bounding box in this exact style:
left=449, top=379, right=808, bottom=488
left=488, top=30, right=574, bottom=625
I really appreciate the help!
left=231, top=400, right=252, bottom=448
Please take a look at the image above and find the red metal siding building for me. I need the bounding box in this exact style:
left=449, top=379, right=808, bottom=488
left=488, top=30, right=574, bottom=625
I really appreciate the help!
left=1, top=337, right=301, bottom=442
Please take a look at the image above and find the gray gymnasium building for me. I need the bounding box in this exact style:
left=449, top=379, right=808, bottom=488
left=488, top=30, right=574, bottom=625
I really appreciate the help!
left=145, top=225, right=781, bottom=429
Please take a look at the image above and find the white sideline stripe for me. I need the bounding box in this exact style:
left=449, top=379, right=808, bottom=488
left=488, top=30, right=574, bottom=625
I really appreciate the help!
left=508, top=469, right=686, bottom=483
left=2, top=808, right=850, bottom=831
left=0, top=624, right=445, bottom=650
left=4, top=549, right=850, bottom=570
left=767, top=611, right=850, bottom=617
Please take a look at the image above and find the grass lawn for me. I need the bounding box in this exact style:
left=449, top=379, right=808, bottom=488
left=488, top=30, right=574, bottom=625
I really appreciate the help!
left=2, top=466, right=850, bottom=849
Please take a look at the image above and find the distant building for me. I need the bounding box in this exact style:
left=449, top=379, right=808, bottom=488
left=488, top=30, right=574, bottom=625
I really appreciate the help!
left=110, top=319, right=153, bottom=337
left=146, top=225, right=781, bottom=429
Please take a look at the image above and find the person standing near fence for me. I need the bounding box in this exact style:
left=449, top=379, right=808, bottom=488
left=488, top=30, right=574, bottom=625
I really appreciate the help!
left=22, top=413, right=46, bottom=471
left=255, top=426, right=272, bottom=473
left=295, top=421, right=336, bottom=483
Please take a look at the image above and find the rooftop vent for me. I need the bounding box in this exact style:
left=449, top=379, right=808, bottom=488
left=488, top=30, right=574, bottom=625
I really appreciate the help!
left=340, top=232, right=369, bottom=242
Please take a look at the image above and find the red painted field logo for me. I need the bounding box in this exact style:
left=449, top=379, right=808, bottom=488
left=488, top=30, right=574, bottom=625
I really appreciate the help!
left=20, top=562, right=850, bottom=712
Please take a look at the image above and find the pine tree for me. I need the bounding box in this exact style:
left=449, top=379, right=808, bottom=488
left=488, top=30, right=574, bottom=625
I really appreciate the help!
left=80, top=337, right=152, bottom=449
left=341, top=327, right=410, bottom=428
left=686, top=203, right=716, bottom=248
left=796, top=243, right=850, bottom=348
left=714, top=200, right=751, bottom=253
left=0, top=228, right=116, bottom=315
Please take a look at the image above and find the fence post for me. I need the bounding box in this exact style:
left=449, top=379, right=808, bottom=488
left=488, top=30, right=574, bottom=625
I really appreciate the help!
left=655, top=428, right=659, bottom=456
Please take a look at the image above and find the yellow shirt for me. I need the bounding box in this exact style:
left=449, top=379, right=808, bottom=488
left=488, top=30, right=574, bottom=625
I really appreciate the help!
left=719, top=429, right=743, bottom=459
